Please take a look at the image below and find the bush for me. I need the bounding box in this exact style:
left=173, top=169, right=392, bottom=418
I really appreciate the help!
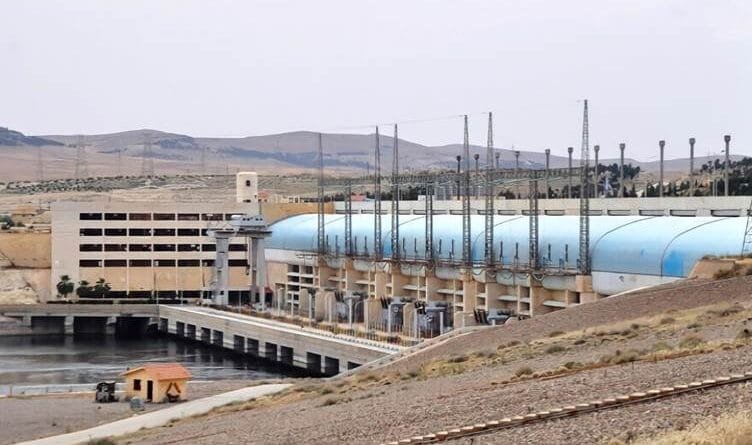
left=548, top=331, right=564, bottom=338
left=514, top=366, right=533, bottom=377
left=545, top=344, right=566, bottom=354
left=448, top=355, right=469, bottom=363
left=736, top=328, right=752, bottom=341
left=660, top=317, right=675, bottom=325
left=679, top=335, right=705, bottom=349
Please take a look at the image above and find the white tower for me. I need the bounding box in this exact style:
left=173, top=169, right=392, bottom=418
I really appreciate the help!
left=236, top=172, right=260, bottom=214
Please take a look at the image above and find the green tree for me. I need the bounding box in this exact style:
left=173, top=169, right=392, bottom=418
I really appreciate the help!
left=76, top=280, right=92, bottom=298
left=93, top=278, right=111, bottom=298
left=56, top=275, right=74, bottom=299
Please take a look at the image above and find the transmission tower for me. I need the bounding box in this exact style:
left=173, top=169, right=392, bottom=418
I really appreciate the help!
left=578, top=100, right=591, bottom=275
left=373, top=127, right=383, bottom=260
left=141, top=133, right=155, bottom=178
left=484, top=112, right=495, bottom=266
left=74, top=135, right=88, bottom=179
left=317, top=133, right=326, bottom=255
left=391, top=124, right=400, bottom=261
left=36, top=146, right=44, bottom=182
left=462, top=115, right=471, bottom=265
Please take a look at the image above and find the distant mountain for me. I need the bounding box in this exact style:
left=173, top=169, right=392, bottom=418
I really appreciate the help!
left=0, top=126, right=744, bottom=182
left=0, top=127, right=63, bottom=147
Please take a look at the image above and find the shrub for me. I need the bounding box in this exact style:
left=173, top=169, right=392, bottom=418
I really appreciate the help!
left=563, top=361, right=582, bottom=370
left=448, top=355, right=469, bottom=363
left=707, top=304, right=745, bottom=318
left=686, top=322, right=702, bottom=330
left=652, top=342, right=673, bottom=352
left=545, top=344, right=566, bottom=354
left=679, top=335, right=705, bottom=349
left=514, top=366, right=533, bottom=377
left=548, top=331, right=564, bottom=338
left=573, top=338, right=587, bottom=345
left=737, top=328, right=752, bottom=341
left=660, top=317, right=675, bottom=325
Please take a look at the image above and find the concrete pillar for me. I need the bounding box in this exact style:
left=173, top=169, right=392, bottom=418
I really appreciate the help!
left=659, top=140, right=665, bottom=197
left=22, top=315, right=31, bottom=327
left=106, top=316, right=117, bottom=335
left=64, top=316, right=74, bottom=335
left=724, top=135, right=731, bottom=196
left=689, top=138, right=695, bottom=196
left=619, top=143, right=625, bottom=198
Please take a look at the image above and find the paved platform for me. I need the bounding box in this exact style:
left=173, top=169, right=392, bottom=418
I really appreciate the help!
left=16, top=383, right=292, bottom=445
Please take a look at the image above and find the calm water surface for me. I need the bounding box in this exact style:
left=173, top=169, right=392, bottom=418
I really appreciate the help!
left=0, top=335, right=303, bottom=386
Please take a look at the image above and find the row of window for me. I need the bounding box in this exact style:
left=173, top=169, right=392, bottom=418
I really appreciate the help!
left=79, top=259, right=250, bottom=267
left=80, top=212, right=233, bottom=221
left=80, top=228, right=220, bottom=237
left=79, top=243, right=247, bottom=252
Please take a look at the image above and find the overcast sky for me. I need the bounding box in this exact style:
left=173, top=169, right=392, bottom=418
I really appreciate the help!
left=1, top=0, right=749, bottom=160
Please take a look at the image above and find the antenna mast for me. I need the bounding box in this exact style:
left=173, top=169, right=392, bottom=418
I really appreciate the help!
left=579, top=100, right=591, bottom=274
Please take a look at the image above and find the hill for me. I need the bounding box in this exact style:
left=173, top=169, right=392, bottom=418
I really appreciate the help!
left=0, top=127, right=63, bottom=147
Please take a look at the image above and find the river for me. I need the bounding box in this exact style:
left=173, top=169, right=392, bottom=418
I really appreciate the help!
left=0, top=334, right=304, bottom=392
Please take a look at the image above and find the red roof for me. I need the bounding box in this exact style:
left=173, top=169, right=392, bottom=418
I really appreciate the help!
left=122, top=363, right=191, bottom=381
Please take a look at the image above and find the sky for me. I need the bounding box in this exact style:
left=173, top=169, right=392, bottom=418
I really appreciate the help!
left=0, top=0, right=749, bottom=161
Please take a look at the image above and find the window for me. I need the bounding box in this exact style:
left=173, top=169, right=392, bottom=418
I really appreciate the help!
left=79, top=244, right=103, bottom=252
left=154, top=244, right=176, bottom=252
left=177, top=228, right=199, bottom=236
left=129, top=259, right=151, bottom=267
left=133, top=379, right=141, bottom=391
left=178, top=259, right=200, bottom=267
left=79, top=259, right=101, bottom=267
left=229, top=259, right=248, bottom=267
left=128, top=228, right=152, bottom=236
left=229, top=244, right=247, bottom=251
left=104, top=228, right=127, bottom=236
left=155, top=259, right=175, bottom=267
left=104, top=244, right=127, bottom=252
left=79, top=228, right=102, bottom=236
left=177, top=213, right=199, bottom=221
left=104, top=213, right=127, bottom=221
left=79, top=213, right=102, bottom=220
left=153, top=228, right=175, bottom=236
left=129, top=213, right=151, bottom=221
left=178, top=244, right=200, bottom=252
left=129, top=244, right=151, bottom=252
left=201, top=244, right=216, bottom=252
left=201, top=229, right=209, bottom=236
left=201, top=213, right=223, bottom=221
left=153, top=213, right=175, bottom=221
left=202, top=259, right=215, bottom=267
left=245, top=180, right=251, bottom=186
left=104, top=259, right=127, bottom=267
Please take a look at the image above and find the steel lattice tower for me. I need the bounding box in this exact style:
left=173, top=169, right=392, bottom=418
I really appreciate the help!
left=529, top=179, right=539, bottom=270
left=141, top=133, right=155, bottom=178
left=36, top=146, right=44, bottom=182
left=578, top=100, right=591, bottom=275
left=317, top=133, right=326, bottom=255
left=391, top=124, right=400, bottom=260
left=373, top=127, right=382, bottom=260
left=484, top=112, right=495, bottom=266
left=462, top=115, right=471, bottom=265
left=74, top=135, right=88, bottom=179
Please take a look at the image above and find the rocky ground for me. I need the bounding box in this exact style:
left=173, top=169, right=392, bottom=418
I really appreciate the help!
left=0, top=380, right=261, bottom=445
left=112, top=276, right=752, bottom=445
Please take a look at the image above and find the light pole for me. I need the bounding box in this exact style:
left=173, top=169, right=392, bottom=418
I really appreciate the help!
left=619, top=143, right=626, bottom=198
left=659, top=140, right=665, bottom=198
left=567, top=147, right=573, bottom=198
left=514, top=150, right=521, bottom=198
left=544, top=148, right=550, bottom=199
left=724, top=135, right=731, bottom=196
left=593, top=145, right=600, bottom=198
left=689, top=138, right=695, bottom=197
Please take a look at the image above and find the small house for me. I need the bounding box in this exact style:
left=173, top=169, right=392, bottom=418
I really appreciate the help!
left=121, top=363, right=191, bottom=403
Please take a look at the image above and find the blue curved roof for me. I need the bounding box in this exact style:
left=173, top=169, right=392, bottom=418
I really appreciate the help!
left=267, top=214, right=746, bottom=278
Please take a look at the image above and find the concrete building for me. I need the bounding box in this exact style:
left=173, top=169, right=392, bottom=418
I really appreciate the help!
left=265, top=211, right=749, bottom=330
left=50, top=174, right=259, bottom=300
left=122, top=363, right=191, bottom=403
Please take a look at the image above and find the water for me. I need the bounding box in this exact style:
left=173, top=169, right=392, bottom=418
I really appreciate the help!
left=0, top=335, right=304, bottom=390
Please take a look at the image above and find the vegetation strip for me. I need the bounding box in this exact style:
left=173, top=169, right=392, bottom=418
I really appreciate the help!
left=381, top=371, right=752, bottom=444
